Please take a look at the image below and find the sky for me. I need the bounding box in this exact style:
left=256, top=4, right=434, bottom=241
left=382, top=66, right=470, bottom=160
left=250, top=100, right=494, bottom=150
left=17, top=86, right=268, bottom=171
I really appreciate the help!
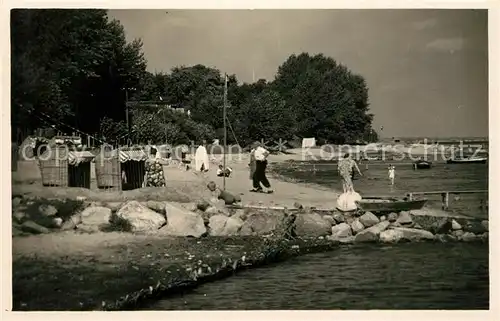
left=108, top=9, right=489, bottom=138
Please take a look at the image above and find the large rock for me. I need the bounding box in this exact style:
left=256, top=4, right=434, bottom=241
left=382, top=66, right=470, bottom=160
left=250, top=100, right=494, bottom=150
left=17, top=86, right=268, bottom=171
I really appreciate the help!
left=12, top=226, right=24, bottom=237
left=205, top=206, right=219, bottom=215
left=59, top=213, right=82, bottom=231
left=13, top=211, right=27, bottom=223
left=223, top=216, right=245, bottom=236
left=387, top=212, right=398, bottom=222
left=146, top=201, right=167, bottom=214
left=432, top=218, right=453, bottom=234
left=322, top=215, right=336, bottom=227
left=205, top=199, right=231, bottom=216
left=12, top=197, right=22, bottom=207
left=295, top=213, right=332, bottom=237
left=328, top=235, right=355, bottom=244
left=239, top=224, right=255, bottom=236
left=359, top=212, right=379, bottom=228
left=391, top=227, right=434, bottom=241
left=208, top=215, right=228, bottom=236
left=160, top=203, right=205, bottom=237
left=20, top=220, right=50, bottom=234
left=395, top=211, right=413, bottom=226
left=435, top=234, right=458, bottom=242
left=481, top=220, right=488, bottom=232
left=232, top=209, right=247, bottom=221
left=38, top=204, right=58, bottom=217
left=52, top=217, right=63, bottom=228
left=332, top=213, right=345, bottom=224
left=239, top=211, right=285, bottom=235
left=76, top=224, right=102, bottom=233
left=81, top=206, right=112, bottom=226
left=209, top=215, right=243, bottom=236
left=117, top=201, right=166, bottom=232
left=344, top=214, right=356, bottom=225
left=452, top=229, right=464, bottom=238
left=451, top=219, right=462, bottom=230
left=460, top=232, right=477, bottom=242
left=196, top=199, right=211, bottom=212
left=350, top=219, right=365, bottom=235
left=463, top=221, right=488, bottom=234
left=354, top=221, right=390, bottom=243
left=379, top=229, right=406, bottom=243
left=330, top=222, right=352, bottom=239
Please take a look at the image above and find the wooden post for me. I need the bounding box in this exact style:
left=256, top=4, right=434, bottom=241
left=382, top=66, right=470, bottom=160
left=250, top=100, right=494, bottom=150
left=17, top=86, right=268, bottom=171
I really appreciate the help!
left=408, top=193, right=413, bottom=201
left=87, top=136, right=91, bottom=147
left=441, top=192, right=449, bottom=210
left=125, top=90, right=130, bottom=137
left=223, top=74, right=228, bottom=191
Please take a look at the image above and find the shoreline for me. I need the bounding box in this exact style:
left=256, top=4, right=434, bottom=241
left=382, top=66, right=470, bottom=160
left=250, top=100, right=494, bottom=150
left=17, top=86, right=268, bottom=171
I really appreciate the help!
left=10, top=153, right=489, bottom=311
left=12, top=230, right=488, bottom=311
left=11, top=194, right=489, bottom=311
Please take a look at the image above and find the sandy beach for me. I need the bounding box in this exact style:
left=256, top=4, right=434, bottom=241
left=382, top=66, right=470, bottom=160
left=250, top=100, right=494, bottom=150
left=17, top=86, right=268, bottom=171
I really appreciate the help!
left=12, top=150, right=342, bottom=209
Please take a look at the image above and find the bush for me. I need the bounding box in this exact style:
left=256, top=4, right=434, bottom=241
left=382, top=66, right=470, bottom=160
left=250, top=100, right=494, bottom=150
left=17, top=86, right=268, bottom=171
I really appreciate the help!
left=100, top=213, right=133, bottom=232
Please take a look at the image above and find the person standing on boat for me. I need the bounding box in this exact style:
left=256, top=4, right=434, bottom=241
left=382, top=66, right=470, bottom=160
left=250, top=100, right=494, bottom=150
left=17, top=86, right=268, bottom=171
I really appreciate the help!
left=249, top=142, right=273, bottom=193
left=338, top=153, right=362, bottom=193
left=388, top=164, right=396, bottom=185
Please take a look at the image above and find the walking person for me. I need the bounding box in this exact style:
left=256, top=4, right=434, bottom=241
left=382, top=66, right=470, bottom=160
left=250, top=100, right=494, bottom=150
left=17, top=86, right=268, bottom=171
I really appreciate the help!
left=249, top=142, right=273, bottom=193
left=337, top=153, right=362, bottom=193
left=388, top=164, right=396, bottom=185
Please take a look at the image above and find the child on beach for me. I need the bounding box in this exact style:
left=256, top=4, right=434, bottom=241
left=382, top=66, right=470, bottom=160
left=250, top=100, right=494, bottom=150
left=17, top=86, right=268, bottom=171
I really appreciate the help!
left=217, top=164, right=233, bottom=177
left=388, top=165, right=395, bottom=185
left=206, top=181, right=241, bottom=205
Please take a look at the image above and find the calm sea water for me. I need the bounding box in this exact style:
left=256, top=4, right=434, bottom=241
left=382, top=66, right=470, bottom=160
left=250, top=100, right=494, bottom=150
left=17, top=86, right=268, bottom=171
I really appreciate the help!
left=272, top=160, right=488, bottom=218
left=147, top=159, right=489, bottom=310
left=148, top=243, right=489, bottom=310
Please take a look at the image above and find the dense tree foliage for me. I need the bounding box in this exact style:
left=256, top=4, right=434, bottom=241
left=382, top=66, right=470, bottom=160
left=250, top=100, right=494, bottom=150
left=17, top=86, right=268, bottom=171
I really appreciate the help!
left=233, top=89, right=294, bottom=146
left=272, top=53, right=374, bottom=144
left=11, top=9, right=377, bottom=147
left=11, top=9, right=147, bottom=140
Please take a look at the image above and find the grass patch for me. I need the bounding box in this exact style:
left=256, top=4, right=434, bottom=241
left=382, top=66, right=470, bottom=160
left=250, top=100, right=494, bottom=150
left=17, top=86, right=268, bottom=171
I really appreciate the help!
left=100, top=213, right=133, bottom=233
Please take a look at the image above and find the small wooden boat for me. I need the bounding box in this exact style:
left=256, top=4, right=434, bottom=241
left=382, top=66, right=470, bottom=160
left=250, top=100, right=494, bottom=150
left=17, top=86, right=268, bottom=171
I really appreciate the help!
left=355, top=196, right=427, bottom=214
left=413, top=160, right=432, bottom=169
left=446, top=157, right=487, bottom=164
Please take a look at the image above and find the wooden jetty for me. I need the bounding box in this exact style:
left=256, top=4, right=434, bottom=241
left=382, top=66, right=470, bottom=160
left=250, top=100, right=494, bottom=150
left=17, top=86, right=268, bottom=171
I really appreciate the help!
left=407, top=190, right=488, bottom=210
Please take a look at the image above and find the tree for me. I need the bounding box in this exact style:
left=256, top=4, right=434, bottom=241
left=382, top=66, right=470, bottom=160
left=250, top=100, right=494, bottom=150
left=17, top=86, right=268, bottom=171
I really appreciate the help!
left=271, top=53, right=375, bottom=144
left=10, top=9, right=148, bottom=140
left=164, top=65, right=239, bottom=131
left=233, top=89, right=294, bottom=146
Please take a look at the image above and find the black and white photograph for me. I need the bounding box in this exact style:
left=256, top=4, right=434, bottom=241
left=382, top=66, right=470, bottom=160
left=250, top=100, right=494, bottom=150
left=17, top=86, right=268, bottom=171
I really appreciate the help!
left=5, top=3, right=495, bottom=313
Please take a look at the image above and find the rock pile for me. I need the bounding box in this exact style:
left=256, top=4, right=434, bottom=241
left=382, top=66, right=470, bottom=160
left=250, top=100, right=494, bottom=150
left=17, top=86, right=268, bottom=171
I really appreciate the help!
left=11, top=195, right=489, bottom=245
left=144, top=159, right=166, bottom=187
left=326, top=210, right=488, bottom=244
